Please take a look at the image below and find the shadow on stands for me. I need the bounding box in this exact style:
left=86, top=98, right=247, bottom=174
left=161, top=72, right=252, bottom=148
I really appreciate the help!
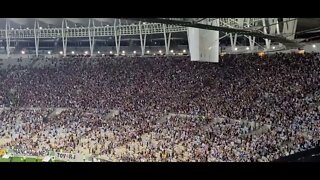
left=274, top=146, right=320, bottom=162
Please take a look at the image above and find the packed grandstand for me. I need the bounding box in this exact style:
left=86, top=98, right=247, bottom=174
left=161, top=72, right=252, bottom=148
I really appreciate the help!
left=0, top=53, right=319, bottom=162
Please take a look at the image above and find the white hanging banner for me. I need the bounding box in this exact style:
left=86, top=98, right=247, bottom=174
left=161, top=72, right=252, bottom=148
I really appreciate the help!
left=54, top=152, right=84, bottom=162
left=187, top=19, right=219, bottom=63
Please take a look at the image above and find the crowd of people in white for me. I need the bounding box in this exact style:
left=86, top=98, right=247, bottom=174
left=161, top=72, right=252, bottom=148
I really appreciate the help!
left=0, top=52, right=319, bottom=162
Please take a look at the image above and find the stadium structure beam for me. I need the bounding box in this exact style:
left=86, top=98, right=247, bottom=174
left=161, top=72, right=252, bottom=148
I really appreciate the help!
left=243, top=34, right=268, bottom=51
left=229, top=33, right=237, bottom=51
left=163, top=24, right=171, bottom=55
left=138, top=22, right=147, bottom=56
left=248, top=36, right=256, bottom=51
left=5, top=19, right=11, bottom=57
left=88, top=18, right=95, bottom=56
left=282, top=18, right=298, bottom=40
left=114, top=19, right=122, bottom=56
left=262, top=18, right=271, bottom=50
left=61, top=19, right=68, bottom=57
left=127, top=18, right=299, bottom=48
left=167, top=33, right=171, bottom=54
left=245, top=19, right=256, bottom=52
left=34, top=19, right=40, bottom=57
left=143, top=32, right=147, bottom=54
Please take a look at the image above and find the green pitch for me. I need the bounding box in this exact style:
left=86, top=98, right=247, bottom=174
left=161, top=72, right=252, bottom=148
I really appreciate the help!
left=0, top=156, right=65, bottom=162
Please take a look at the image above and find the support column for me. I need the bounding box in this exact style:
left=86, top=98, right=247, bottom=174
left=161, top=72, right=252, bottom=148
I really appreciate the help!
left=88, top=18, right=95, bottom=56
left=34, top=20, right=40, bottom=57
left=245, top=18, right=255, bottom=52
left=282, top=18, right=298, bottom=40
left=5, top=19, right=11, bottom=57
left=114, top=19, right=121, bottom=56
left=139, top=21, right=147, bottom=56
left=230, top=33, right=237, bottom=50
left=262, top=18, right=271, bottom=50
left=143, top=31, right=147, bottom=54
left=267, top=18, right=281, bottom=35
left=61, top=19, right=68, bottom=57
left=248, top=36, right=255, bottom=51
left=167, top=33, right=171, bottom=54
left=163, top=24, right=172, bottom=55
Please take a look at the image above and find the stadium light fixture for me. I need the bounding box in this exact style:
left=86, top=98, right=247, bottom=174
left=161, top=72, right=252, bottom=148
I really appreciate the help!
left=159, top=50, right=162, bottom=54
left=11, top=28, right=14, bottom=30
left=312, top=44, right=316, bottom=48
left=110, top=51, right=113, bottom=54
left=170, top=50, right=174, bottom=53
left=102, top=54, right=105, bottom=56
left=146, top=50, right=150, bottom=54
left=48, top=51, right=51, bottom=55
left=26, top=27, right=29, bottom=30
left=59, top=51, right=63, bottom=55
left=246, top=47, right=250, bottom=50
left=143, top=22, right=146, bottom=25
left=39, top=27, right=42, bottom=30
left=122, top=50, right=125, bottom=54
left=71, top=51, right=75, bottom=55
left=97, top=51, right=100, bottom=54
left=67, top=26, right=70, bottom=29
left=234, top=47, right=238, bottom=51
left=21, top=51, right=25, bottom=55
left=183, top=50, right=186, bottom=53
left=272, top=46, right=275, bottom=49
left=84, top=51, right=88, bottom=55
left=133, top=51, right=136, bottom=54
left=153, top=53, right=156, bottom=56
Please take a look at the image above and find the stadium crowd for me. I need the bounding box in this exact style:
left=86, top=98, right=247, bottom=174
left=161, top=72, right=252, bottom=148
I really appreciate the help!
left=0, top=52, right=319, bottom=161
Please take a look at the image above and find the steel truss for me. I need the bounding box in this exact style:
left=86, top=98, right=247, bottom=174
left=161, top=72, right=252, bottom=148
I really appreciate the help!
left=0, top=22, right=187, bottom=39
left=0, top=18, right=298, bottom=57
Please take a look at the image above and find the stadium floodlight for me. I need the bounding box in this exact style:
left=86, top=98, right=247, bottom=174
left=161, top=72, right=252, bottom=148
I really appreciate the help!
left=84, top=51, right=88, bottom=55
left=122, top=50, right=125, bottom=54
left=97, top=51, right=100, bottom=54
left=313, top=44, right=316, bottom=48
left=170, top=50, right=174, bottom=53
left=133, top=51, right=136, bottom=54
left=159, top=50, right=162, bottom=54
left=67, top=26, right=70, bottom=29
left=11, top=28, right=14, bottom=30
left=21, top=51, right=25, bottom=54
left=102, top=54, right=105, bottom=56
left=246, top=47, right=250, bottom=50
left=48, top=51, right=51, bottom=55
left=71, top=51, right=75, bottom=55
left=26, top=27, right=29, bottom=30
left=110, top=51, right=113, bottom=54
left=153, top=53, right=156, bottom=56
left=143, top=22, right=147, bottom=25
left=272, top=46, right=275, bottom=49
left=183, top=50, right=186, bottom=53
left=234, top=47, right=238, bottom=51
left=59, top=51, right=63, bottom=55
left=39, top=27, right=42, bottom=30
left=146, top=50, right=150, bottom=54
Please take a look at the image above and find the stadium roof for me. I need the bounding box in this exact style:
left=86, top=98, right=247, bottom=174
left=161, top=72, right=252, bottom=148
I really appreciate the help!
left=0, top=18, right=319, bottom=30
left=1, top=18, right=320, bottom=44
left=0, top=18, right=138, bottom=28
